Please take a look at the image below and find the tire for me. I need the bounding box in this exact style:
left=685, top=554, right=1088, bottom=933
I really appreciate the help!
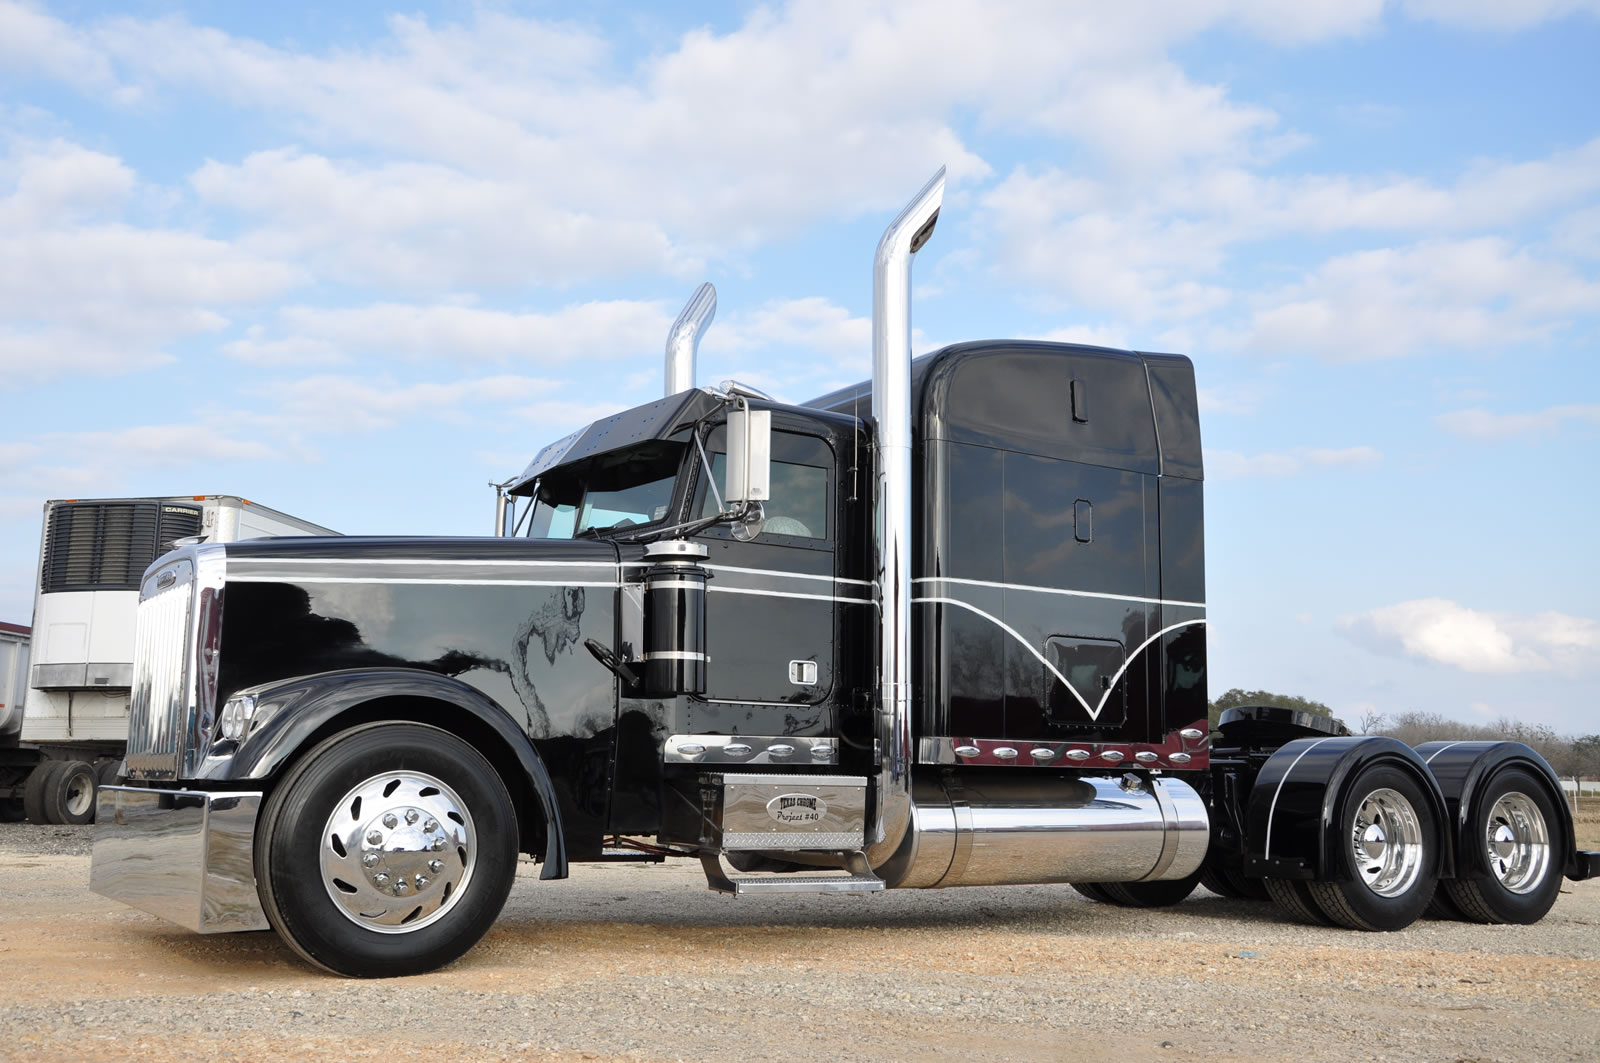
left=1443, top=768, right=1565, bottom=925
left=255, top=722, right=519, bottom=977
left=96, top=760, right=123, bottom=788
left=48, top=761, right=98, bottom=825
left=1071, top=882, right=1114, bottom=902
left=1424, top=884, right=1467, bottom=921
left=1099, top=871, right=1202, bottom=908
left=1307, top=765, right=1438, bottom=932
left=1199, top=865, right=1245, bottom=898
left=1265, top=877, right=1335, bottom=926
left=23, top=761, right=65, bottom=824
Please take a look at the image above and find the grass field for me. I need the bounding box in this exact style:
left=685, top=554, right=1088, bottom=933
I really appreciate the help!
left=1572, top=808, right=1600, bottom=850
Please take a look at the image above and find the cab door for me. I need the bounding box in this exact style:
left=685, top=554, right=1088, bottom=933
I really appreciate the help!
left=689, top=428, right=840, bottom=730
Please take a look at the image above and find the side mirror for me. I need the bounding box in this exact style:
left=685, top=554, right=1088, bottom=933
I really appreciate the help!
left=724, top=405, right=770, bottom=508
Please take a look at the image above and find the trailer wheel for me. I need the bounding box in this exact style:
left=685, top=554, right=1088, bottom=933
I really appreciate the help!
left=1307, top=766, right=1438, bottom=931
left=22, top=761, right=65, bottom=824
left=1443, top=768, right=1563, bottom=925
left=1264, top=877, right=1335, bottom=926
left=255, top=722, right=518, bottom=978
left=49, top=761, right=98, bottom=825
left=1099, top=871, right=1202, bottom=908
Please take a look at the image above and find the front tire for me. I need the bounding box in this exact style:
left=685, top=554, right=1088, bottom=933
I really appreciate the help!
left=1443, top=769, right=1564, bottom=925
left=1307, top=766, right=1438, bottom=931
left=255, top=722, right=519, bottom=977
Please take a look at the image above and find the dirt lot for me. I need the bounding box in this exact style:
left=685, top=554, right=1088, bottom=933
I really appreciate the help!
left=1, top=823, right=1597, bottom=1063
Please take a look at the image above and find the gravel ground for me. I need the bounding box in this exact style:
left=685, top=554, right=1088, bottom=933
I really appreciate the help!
left=1, top=823, right=1597, bottom=1063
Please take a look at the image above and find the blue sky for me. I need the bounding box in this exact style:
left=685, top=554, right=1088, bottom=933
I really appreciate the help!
left=1, top=1, right=1596, bottom=733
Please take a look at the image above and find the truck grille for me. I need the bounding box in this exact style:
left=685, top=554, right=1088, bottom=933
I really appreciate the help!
left=124, top=562, right=197, bottom=779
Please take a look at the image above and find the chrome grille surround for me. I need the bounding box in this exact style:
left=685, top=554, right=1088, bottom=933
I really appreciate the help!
left=125, top=544, right=227, bottom=780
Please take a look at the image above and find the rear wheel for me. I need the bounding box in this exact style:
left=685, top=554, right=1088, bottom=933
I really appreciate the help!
left=1265, top=877, right=1334, bottom=925
left=1070, top=882, right=1114, bottom=902
left=50, top=761, right=97, bottom=825
left=22, top=761, right=63, bottom=824
left=1444, top=769, right=1564, bottom=925
left=255, top=722, right=519, bottom=977
left=1307, top=767, right=1438, bottom=931
left=1099, top=872, right=1202, bottom=908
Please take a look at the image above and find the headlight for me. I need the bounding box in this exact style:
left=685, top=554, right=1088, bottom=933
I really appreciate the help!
left=219, top=694, right=258, bottom=742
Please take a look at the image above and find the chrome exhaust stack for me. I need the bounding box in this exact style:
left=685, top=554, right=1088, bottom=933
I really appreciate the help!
left=863, top=167, right=945, bottom=874
left=664, top=282, right=717, bottom=396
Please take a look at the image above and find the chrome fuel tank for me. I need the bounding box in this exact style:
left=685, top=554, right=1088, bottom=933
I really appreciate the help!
left=880, top=774, right=1208, bottom=889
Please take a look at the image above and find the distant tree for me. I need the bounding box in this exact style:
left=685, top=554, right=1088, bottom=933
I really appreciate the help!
left=1208, top=688, right=1333, bottom=727
left=1357, top=708, right=1389, bottom=735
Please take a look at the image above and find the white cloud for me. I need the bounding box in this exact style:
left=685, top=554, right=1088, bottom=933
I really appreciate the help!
left=1233, top=238, right=1600, bottom=360
left=1207, top=445, right=1381, bottom=478
left=0, top=138, right=302, bottom=383
left=1402, top=0, right=1600, bottom=30
left=258, top=374, right=560, bottom=433
left=226, top=301, right=675, bottom=366
left=1340, top=598, right=1600, bottom=675
left=1436, top=404, right=1600, bottom=439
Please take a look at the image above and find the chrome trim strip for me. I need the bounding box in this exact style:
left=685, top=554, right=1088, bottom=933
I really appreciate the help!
left=708, top=586, right=870, bottom=604
left=915, top=575, right=1206, bottom=610
left=227, top=557, right=619, bottom=568
left=641, top=651, right=709, bottom=662
left=227, top=576, right=622, bottom=588
left=1263, top=737, right=1335, bottom=861
left=665, top=734, right=839, bottom=765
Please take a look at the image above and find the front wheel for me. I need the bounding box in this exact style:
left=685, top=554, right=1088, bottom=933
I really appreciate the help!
left=255, top=722, right=519, bottom=977
left=1307, top=766, right=1438, bottom=931
left=1444, top=769, right=1564, bottom=925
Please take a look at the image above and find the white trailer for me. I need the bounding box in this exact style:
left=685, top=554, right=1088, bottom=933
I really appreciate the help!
left=0, top=496, right=337, bottom=823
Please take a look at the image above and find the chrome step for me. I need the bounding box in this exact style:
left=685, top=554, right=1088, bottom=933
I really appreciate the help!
left=699, top=852, right=885, bottom=896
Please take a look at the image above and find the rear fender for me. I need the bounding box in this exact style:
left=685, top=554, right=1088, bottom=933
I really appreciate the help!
left=1416, top=740, right=1582, bottom=881
left=1244, top=736, right=1452, bottom=882
left=193, top=667, right=567, bottom=879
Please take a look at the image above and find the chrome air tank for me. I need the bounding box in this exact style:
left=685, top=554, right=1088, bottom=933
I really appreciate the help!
left=640, top=540, right=710, bottom=697
left=881, top=775, right=1209, bottom=889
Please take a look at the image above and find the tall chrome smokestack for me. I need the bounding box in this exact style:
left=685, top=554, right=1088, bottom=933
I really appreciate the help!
left=664, top=282, right=717, bottom=396
left=863, top=167, right=944, bottom=873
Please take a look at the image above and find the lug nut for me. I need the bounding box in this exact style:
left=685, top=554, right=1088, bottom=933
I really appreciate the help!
left=415, top=875, right=429, bottom=888
left=374, top=873, right=390, bottom=886
left=394, top=879, right=409, bottom=893
left=362, top=853, right=380, bottom=869
left=366, top=830, right=384, bottom=846
left=382, top=813, right=398, bottom=829
left=423, top=819, right=438, bottom=833
left=428, top=860, right=443, bottom=873
left=405, top=809, right=419, bottom=825
left=431, top=837, right=447, bottom=851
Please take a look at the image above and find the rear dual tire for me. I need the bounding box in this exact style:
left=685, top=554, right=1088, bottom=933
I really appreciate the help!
left=1307, top=766, right=1438, bottom=932
left=1443, top=769, right=1563, bottom=925
left=22, top=760, right=96, bottom=825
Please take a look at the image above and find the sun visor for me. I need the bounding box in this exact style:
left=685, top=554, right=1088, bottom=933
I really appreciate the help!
left=508, top=388, right=724, bottom=496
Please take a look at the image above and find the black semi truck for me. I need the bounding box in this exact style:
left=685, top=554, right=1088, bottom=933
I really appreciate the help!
left=91, top=170, right=1598, bottom=977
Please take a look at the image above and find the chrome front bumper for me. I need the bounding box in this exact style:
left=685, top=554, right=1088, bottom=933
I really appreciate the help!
left=90, top=786, right=269, bottom=934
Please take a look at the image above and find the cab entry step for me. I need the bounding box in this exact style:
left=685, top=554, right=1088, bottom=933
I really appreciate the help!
left=700, top=853, right=884, bottom=896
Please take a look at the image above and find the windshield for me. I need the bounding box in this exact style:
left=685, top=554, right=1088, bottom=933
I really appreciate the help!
left=529, top=441, right=684, bottom=538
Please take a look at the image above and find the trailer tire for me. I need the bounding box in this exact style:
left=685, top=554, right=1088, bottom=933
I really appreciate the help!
left=49, top=761, right=98, bottom=825
left=255, top=722, right=518, bottom=978
left=1099, top=872, right=1202, bottom=908
left=1442, top=768, right=1564, bottom=925
left=1307, top=765, right=1438, bottom=931
left=1265, top=877, right=1335, bottom=926
left=96, top=760, right=122, bottom=788
left=22, top=761, right=64, bottom=825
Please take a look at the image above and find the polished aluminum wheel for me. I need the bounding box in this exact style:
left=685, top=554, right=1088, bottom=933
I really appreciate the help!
left=1349, top=787, right=1424, bottom=898
left=319, top=771, right=476, bottom=934
left=1483, top=791, right=1550, bottom=895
